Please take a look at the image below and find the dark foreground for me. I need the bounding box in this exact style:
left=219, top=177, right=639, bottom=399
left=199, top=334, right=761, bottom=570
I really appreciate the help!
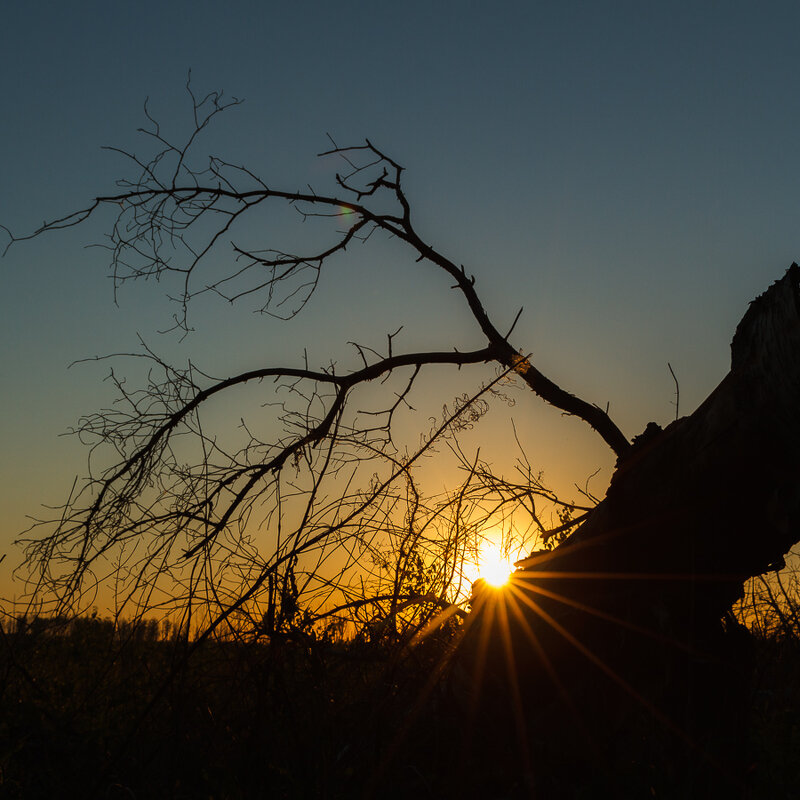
left=0, top=618, right=798, bottom=799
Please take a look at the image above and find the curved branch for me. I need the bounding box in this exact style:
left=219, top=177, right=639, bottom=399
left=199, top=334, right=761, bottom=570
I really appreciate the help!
left=5, top=110, right=629, bottom=456
left=90, top=344, right=496, bottom=515
left=10, top=88, right=634, bottom=632
left=9, top=183, right=628, bottom=455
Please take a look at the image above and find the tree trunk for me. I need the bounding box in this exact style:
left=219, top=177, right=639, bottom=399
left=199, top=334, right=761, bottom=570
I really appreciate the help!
left=460, top=264, right=800, bottom=798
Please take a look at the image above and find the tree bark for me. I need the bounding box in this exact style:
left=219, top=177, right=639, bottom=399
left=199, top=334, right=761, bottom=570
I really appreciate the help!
left=460, top=264, right=800, bottom=797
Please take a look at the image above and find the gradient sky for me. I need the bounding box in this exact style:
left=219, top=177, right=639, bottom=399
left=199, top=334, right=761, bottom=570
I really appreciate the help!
left=2, top=1, right=800, bottom=600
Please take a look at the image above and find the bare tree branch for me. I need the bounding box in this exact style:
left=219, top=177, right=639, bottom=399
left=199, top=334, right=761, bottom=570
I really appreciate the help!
left=7, top=81, right=627, bottom=639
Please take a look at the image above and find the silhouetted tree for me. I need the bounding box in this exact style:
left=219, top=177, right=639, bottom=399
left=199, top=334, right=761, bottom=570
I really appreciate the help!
left=5, top=83, right=612, bottom=643
left=461, top=266, right=800, bottom=796
left=6, top=81, right=800, bottom=797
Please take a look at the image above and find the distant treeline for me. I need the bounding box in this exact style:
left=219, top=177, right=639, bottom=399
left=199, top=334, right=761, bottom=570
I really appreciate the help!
left=4, top=611, right=184, bottom=643
left=5, top=555, right=800, bottom=648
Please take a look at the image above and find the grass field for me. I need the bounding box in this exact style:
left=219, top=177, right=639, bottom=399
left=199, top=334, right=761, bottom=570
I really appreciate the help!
left=0, top=612, right=798, bottom=799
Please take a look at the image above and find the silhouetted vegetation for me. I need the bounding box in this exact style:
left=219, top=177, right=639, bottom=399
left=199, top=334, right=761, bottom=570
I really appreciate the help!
left=0, top=593, right=799, bottom=799
left=5, top=82, right=800, bottom=797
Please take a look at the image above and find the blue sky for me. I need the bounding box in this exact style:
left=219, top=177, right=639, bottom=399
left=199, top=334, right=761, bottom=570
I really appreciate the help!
left=2, top=1, right=800, bottom=597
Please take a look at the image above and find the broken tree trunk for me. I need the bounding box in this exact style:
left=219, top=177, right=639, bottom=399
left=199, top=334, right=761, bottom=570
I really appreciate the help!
left=459, top=264, right=800, bottom=798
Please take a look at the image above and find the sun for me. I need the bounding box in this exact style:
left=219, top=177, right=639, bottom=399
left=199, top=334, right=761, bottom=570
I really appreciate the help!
left=479, top=544, right=514, bottom=588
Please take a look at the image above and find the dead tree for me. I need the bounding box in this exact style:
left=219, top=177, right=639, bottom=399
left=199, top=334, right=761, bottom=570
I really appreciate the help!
left=5, top=83, right=799, bottom=796
left=462, top=265, right=800, bottom=796
left=3, top=85, right=630, bottom=640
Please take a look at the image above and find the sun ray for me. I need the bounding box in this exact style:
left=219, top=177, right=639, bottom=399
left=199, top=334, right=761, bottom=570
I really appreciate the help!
left=502, top=585, right=588, bottom=730
left=514, top=569, right=740, bottom=582
left=465, top=588, right=497, bottom=721
left=364, top=610, right=477, bottom=796
left=495, top=590, right=534, bottom=787
left=504, top=585, right=626, bottom=787
left=514, top=575, right=702, bottom=655
left=474, top=582, right=615, bottom=786
left=505, top=581, right=707, bottom=753
left=408, top=602, right=467, bottom=647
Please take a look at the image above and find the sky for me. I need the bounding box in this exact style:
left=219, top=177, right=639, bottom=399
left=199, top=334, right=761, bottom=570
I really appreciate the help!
left=2, top=1, right=800, bottom=602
